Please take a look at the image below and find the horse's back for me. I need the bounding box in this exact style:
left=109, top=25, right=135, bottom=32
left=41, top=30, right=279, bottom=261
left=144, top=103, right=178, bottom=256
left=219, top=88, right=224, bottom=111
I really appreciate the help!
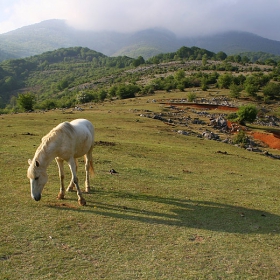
left=69, top=119, right=94, bottom=158
left=70, top=118, right=93, bottom=134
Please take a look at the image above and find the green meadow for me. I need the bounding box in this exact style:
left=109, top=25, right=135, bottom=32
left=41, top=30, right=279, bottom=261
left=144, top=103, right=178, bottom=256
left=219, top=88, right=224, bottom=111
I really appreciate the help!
left=1, top=92, right=280, bottom=279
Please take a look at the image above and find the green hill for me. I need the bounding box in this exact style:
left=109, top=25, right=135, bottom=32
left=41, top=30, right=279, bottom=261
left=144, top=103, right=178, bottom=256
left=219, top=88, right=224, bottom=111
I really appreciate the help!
left=1, top=19, right=280, bottom=62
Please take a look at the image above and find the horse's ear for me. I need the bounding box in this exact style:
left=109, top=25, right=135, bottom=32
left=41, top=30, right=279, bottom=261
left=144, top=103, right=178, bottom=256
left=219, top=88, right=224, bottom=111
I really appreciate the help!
left=28, top=159, right=32, bottom=165
left=35, top=160, right=40, bottom=167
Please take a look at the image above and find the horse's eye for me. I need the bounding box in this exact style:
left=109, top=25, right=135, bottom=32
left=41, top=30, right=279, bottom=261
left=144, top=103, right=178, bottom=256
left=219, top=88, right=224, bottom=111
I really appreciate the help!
left=35, top=177, right=39, bottom=180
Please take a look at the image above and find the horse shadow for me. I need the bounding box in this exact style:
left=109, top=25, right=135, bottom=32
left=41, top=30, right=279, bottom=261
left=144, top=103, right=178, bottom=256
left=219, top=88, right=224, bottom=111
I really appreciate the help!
left=48, top=189, right=280, bottom=234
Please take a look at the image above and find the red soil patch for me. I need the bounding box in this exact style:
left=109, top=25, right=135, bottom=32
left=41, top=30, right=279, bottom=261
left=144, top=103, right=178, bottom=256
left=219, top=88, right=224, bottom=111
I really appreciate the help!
left=252, top=132, right=280, bottom=150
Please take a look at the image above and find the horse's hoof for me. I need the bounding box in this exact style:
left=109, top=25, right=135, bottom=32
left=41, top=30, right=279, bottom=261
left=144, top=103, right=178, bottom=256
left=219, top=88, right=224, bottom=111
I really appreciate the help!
left=78, top=197, right=86, bottom=206
left=85, top=187, right=90, bottom=193
left=57, top=193, right=65, bottom=200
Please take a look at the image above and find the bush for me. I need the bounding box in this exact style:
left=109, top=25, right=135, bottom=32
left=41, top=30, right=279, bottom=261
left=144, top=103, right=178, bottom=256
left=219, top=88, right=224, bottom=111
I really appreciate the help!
left=39, top=99, right=58, bottom=110
left=229, top=83, right=242, bottom=98
left=217, top=73, right=233, bottom=88
left=233, top=130, right=248, bottom=146
left=263, top=82, right=280, bottom=100
left=116, top=84, right=140, bottom=99
left=17, top=92, right=36, bottom=111
left=245, top=84, right=258, bottom=97
left=187, top=92, right=197, bottom=102
left=227, top=112, right=238, bottom=121
left=237, top=104, right=258, bottom=125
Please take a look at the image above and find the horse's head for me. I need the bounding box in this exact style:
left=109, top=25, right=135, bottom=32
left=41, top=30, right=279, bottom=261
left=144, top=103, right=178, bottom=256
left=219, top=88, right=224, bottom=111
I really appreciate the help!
left=27, top=159, right=48, bottom=201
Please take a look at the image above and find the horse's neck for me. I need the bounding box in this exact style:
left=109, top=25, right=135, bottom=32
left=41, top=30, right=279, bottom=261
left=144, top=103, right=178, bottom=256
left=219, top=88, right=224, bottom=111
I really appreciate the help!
left=35, top=140, right=58, bottom=167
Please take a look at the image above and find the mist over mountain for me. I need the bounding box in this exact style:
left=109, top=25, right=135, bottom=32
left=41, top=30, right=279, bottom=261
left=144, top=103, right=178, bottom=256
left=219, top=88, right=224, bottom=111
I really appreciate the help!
left=0, top=19, right=280, bottom=62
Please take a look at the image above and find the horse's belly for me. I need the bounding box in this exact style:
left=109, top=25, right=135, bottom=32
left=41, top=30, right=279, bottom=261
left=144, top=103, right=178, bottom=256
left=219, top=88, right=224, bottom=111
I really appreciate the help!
left=74, top=135, right=93, bottom=158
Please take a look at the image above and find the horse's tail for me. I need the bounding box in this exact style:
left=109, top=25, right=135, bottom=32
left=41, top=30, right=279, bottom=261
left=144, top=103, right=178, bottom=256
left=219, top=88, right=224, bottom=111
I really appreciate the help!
left=84, top=153, right=94, bottom=176
left=89, top=158, right=94, bottom=176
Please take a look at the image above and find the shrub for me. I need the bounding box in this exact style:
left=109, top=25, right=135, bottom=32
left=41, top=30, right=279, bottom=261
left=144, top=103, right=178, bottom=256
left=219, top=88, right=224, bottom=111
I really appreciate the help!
left=17, top=92, right=36, bottom=111
left=229, top=84, right=242, bottom=98
left=263, top=82, right=280, bottom=100
left=236, top=104, right=258, bottom=125
left=245, top=84, right=258, bottom=97
left=187, top=92, right=197, bottom=102
left=227, top=112, right=238, bottom=121
left=116, top=84, right=140, bottom=99
left=233, top=130, right=248, bottom=146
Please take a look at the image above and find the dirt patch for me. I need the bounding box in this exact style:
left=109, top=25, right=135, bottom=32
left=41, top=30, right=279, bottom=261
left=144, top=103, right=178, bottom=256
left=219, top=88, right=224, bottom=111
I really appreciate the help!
left=22, top=132, right=37, bottom=136
left=95, top=141, right=116, bottom=146
left=163, top=102, right=238, bottom=112
left=252, top=132, right=280, bottom=150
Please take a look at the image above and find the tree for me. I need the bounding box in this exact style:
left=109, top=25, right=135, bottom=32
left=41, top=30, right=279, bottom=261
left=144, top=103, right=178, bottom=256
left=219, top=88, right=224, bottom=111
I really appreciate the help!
left=236, top=104, right=258, bottom=125
left=40, top=99, right=57, bottom=110
left=201, top=77, right=208, bottom=91
left=202, top=54, right=208, bottom=66
left=116, top=84, right=140, bottom=99
left=244, top=75, right=259, bottom=97
left=241, top=56, right=250, bottom=64
left=133, top=56, right=145, bottom=67
left=17, top=92, right=36, bottom=111
left=263, top=82, right=280, bottom=100
left=217, top=73, right=233, bottom=89
left=229, top=83, right=242, bottom=98
left=234, top=55, right=241, bottom=63
left=216, top=51, right=227, bottom=61
left=245, top=84, right=258, bottom=97
left=174, top=69, right=185, bottom=81
left=57, top=78, right=69, bottom=91
left=98, top=89, right=107, bottom=101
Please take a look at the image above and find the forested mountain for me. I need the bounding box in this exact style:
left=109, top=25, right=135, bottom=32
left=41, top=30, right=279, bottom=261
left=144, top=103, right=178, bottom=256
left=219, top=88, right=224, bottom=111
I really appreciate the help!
left=0, top=46, right=135, bottom=107
left=1, top=19, right=280, bottom=62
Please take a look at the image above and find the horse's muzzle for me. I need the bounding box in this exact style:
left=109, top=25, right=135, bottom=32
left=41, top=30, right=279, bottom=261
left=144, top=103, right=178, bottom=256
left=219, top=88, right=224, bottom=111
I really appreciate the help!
left=33, top=194, right=41, bottom=201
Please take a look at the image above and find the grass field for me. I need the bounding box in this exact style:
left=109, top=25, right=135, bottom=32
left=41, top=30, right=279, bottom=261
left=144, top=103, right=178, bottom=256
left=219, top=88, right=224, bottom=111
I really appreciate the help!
left=1, top=91, right=280, bottom=279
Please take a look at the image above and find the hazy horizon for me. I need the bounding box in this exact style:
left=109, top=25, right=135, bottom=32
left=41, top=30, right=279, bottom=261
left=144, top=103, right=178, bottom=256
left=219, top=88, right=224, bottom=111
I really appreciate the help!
left=1, top=0, right=280, bottom=41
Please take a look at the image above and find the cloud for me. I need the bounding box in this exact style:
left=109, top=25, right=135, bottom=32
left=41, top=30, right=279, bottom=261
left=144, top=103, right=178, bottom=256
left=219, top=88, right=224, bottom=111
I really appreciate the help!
left=0, top=0, right=280, bottom=41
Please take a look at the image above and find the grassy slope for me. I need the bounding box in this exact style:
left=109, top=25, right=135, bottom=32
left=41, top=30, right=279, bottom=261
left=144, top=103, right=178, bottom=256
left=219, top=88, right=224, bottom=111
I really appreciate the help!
left=1, top=92, right=280, bottom=279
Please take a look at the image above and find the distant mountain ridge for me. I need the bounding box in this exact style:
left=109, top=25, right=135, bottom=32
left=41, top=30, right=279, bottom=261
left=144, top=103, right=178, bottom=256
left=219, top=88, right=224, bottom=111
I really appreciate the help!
left=0, top=19, right=280, bottom=61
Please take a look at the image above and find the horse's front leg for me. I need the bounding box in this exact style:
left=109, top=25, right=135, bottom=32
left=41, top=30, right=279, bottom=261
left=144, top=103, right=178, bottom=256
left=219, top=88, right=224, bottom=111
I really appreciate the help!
left=68, top=158, right=86, bottom=206
left=55, top=157, right=65, bottom=199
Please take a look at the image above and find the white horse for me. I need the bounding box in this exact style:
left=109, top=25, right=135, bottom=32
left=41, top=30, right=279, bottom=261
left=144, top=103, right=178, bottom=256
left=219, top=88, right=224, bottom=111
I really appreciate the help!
left=27, top=119, right=94, bottom=206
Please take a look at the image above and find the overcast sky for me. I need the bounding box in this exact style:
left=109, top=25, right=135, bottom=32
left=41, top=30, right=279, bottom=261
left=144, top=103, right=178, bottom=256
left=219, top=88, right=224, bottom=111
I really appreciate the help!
left=1, top=0, right=280, bottom=41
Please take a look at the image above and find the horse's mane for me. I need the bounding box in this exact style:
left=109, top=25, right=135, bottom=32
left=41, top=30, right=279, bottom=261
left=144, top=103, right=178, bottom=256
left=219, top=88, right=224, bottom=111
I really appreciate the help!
left=34, top=122, right=75, bottom=159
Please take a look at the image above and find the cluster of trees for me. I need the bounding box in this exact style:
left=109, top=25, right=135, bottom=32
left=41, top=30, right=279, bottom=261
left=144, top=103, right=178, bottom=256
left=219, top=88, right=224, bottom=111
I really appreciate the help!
left=147, top=46, right=216, bottom=64
left=217, top=71, right=280, bottom=101
left=75, top=83, right=141, bottom=105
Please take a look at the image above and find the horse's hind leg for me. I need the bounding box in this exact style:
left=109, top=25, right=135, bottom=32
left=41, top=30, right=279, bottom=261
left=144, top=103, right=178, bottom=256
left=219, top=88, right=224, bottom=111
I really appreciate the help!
left=56, top=157, right=65, bottom=199
left=66, top=158, right=78, bottom=192
left=84, top=147, right=94, bottom=193
left=68, top=158, right=86, bottom=206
